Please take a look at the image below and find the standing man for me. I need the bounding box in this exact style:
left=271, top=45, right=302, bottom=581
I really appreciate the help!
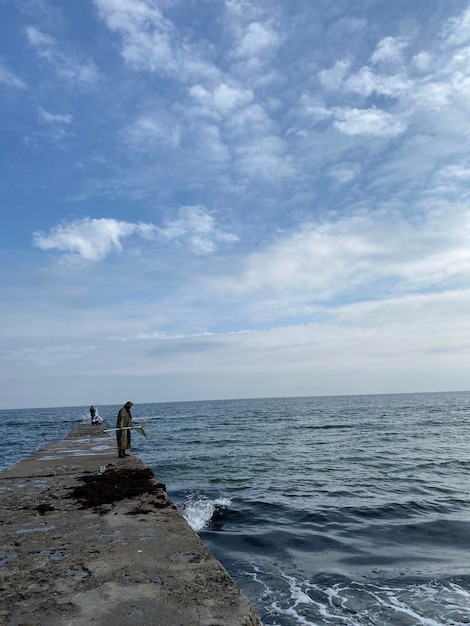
left=116, top=401, right=134, bottom=458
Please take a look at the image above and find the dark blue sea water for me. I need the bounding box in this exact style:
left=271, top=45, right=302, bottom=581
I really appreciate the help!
left=2, top=392, right=470, bottom=625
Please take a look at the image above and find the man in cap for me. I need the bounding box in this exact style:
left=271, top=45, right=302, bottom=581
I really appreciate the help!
left=116, top=401, right=134, bottom=458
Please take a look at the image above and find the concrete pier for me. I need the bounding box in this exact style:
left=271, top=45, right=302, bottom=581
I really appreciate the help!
left=0, top=424, right=261, bottom=626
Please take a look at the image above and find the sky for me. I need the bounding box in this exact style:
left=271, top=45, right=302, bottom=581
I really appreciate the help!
left=1, top=0, right=470, bottom=409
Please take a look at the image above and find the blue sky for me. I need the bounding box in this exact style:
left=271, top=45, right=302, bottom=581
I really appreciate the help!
left=2, top=0, right=470, bottom=409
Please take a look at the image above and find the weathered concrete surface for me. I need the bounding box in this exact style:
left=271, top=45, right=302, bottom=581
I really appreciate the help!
left=0, top=424, right=261, bottom=626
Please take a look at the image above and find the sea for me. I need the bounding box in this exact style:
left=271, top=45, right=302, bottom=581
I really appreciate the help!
left=2, top=391, right=470, bottom=626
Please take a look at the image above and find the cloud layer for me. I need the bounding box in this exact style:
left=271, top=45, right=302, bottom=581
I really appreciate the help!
left=2, top=0, right=470, bottom=406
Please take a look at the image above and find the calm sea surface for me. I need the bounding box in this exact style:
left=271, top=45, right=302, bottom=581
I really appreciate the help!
left=2, top=392, right=470, bottom=625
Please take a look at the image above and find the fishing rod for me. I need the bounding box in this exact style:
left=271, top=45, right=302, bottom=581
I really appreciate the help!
left=103, top=419, right=154, bottom=439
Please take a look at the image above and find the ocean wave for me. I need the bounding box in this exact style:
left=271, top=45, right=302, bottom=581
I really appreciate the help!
left=178, top=492, right=232, bottom=531
left=335, top=497, right=469, bottom=522
left=292, top=423, right=356, bottom=430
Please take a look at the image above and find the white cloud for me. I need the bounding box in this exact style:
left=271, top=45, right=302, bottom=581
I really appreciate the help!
left=297, top=97, right=333, bottom=123
left=329, top=290, right=470, bottom=367
left=233, top=21, right=280, bottom=59
left=1, top=344, right=98, bottom=367
left=319, top=59, right=411, bottom=99
left=327, top=162, right=361, bottom=184
left=38, top=107, right=73, bottom=124
left=26, top=25, right=99, bottom=84
left=444, top=44, right=470, bottom=76
left=441, top=7, right=470, bottom=47
left=25, top=25, right=54, bottom=47
left=436, top=164, right=470, bottom=181
left=344, top=66, right=410, bottom=98
left=214, top=199, right=470, bottom=306
left=157, top=206, right=238, bottom=255
left=318, top=59, right=351, bottom=92
left=93, top=0, right=218, bottom=81
left=0, top=61, right=27, bottom=89
left=412, top=51, right=433, bottom=72
left=189, top=82, right=254, bottom=117
left=219, top=217, right=381, bottom=299
left=93, top=0, right=285, bottom=190
left=223, top=0, right=282, bottom=89
left=369, top=36, right=408, bottom=66
left=33, top=208, right=238, bottom=261
left=333, top=107, right=407, bottom=137
left=235, top=135, right=294, bottom=180
left=224, top=0, right=262, bottom=23
left=93, top=0, right=174, bottom=71
left=228, top=103, right=273, bottom=137
left=411, top=81, right=451, bottom=110
left=124, top=114, right=181, bottom=149
left=33, top=217, right=156, bottom=261
left=191, top=122, right=230, bottom=163
left=127, top=329, right=251, bottom=342
left=312, top=21, right=470, bottom=145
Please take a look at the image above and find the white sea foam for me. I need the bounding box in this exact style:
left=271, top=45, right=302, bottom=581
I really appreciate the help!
left=244, top=564, right=470, bottom=626
left=178, top=493, right=232, bottom=531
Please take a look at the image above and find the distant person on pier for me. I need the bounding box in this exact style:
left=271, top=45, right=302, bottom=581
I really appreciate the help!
left=116, top=401, right=134, bottom=458
left=89, top=405, right=97, bottom=425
